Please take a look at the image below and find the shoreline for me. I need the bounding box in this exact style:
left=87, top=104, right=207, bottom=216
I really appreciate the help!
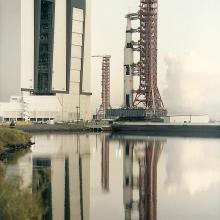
left=0, top=128, right=33, bottom=161
left=4, top=123, right=111, bottom=133
left=17, top=127, right=90, bottom=133
left=3, top=122, right=220, bottom=138
left=3, top=124, right=90, bottom=133
left=0, top=142, right=34, bottom=161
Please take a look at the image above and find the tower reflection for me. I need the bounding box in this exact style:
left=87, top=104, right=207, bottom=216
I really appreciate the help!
left=101, top=135, right=110, bottom=192
left=120, top=136, right=165, bottom=220
left=5, top=134, right=166, bottom=220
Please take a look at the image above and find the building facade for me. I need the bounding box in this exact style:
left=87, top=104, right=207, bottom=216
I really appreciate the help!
left=163, top=115, right=210, bottom=124
left=0, top=0, right=91, bottom=121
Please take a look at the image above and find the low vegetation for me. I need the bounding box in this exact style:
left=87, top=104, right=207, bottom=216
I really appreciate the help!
left=0, top=128, right=31, bottom=151
left=0, top=129, right=48, bottom=219
left=0, top=163, right=46, bottom=220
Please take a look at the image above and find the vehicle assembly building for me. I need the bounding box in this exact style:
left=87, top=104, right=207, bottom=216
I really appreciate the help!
left=0, top=0, right=91, bottom=121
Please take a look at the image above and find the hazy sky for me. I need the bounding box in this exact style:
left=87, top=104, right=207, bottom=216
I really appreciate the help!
left=91, top=0, right=220, bottom=117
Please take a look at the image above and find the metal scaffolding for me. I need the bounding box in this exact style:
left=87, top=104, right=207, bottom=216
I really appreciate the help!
left=93, top=55, right=111, bottom=119
left=126, top=0, right=166, bottom=116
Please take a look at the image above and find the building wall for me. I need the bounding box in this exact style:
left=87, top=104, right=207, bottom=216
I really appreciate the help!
left=0, top=97, right=24, bottom=119
left=80, top=95, right=91, bottom=120
left=81, top=0, right=91, bottom=94
left=57, top=7, right=84, bottom=121
left=164, top=115, right=210, bottom=123
left=0, top=96, right=61, bottom=121
left=0, top=0, right=21, bottom=101
left=80, top=0, right=92, bottom=120
left=56, top=2, right=91, bottom=121
left=21, top=0, right=34, bottom=91
left=52, top=0, right=67, bottom=92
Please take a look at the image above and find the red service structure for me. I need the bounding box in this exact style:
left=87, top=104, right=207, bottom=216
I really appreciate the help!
left=93, top=55, right=111, bottom=119
left=124, top=0, right=167, bottom=116
left=122, top=137, right=165, bottom=219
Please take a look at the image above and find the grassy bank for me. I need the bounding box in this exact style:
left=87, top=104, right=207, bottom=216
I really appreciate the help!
left=0, top=128, right=31, bottom=151
left=0, top=163, right=46, bottom=220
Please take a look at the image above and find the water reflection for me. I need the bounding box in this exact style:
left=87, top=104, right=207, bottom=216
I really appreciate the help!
left=101, top=135, right=110, bottom=192
left=116, top=136, right=165, bottom=220
left=6, top=134, right=90, bottom=220
left=164, top=138, right=220, bottom=195
left=0, top=161, right=46, bottom=219
left=33, top=159, right=52, bottom=219
left=4, top=134, right=220, bottom=220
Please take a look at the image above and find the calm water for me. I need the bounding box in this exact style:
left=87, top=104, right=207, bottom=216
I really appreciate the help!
left=4, top=133, right=220, bottom=220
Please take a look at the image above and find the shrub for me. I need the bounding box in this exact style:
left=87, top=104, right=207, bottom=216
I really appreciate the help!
left=0, top=164, right=46, bottom=220
left=0, top=128, right=31, bottom=150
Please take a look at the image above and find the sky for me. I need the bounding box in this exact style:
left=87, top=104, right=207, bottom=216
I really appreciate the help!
left=91, top=0, right=220, bottom=118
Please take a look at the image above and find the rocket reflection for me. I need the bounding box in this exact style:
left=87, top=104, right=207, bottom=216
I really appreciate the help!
left=120, top=136, right=165, bottom=220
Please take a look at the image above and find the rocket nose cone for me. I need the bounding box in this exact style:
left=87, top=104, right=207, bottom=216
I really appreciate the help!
left=126, top=18, right=132, bottom=31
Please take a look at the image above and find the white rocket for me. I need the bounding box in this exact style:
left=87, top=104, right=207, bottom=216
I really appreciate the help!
left=123, top=141, right=133, bottom=219
left=124, top=17, right=134, bottom=108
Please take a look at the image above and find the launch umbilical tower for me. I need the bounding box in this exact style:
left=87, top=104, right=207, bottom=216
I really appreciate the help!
left=93, top=55, right=111, bottom=118
left=125, top=0, right=166, bottom=116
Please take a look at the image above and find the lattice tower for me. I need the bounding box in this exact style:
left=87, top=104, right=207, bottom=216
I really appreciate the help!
left=128, top=0, right=166, bottom=115
left=94, top=55, right=111, bottom=118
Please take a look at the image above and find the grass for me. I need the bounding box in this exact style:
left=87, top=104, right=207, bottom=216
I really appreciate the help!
left=0, top=128, right=31, bottom=151
left=0, top=129, right=46, bottom=219
left=0, top=163, right=46, bottom=220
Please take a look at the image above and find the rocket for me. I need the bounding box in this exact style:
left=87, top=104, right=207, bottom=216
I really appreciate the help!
left=124, top=17, right=134, bottom=108
left=123, top=141, right=133, bottom=219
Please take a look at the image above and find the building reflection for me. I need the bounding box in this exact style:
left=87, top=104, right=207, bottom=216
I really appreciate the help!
left=33, top=158, right=52, bottom=219
left=6, top=134, right=90, bottom=220
left=119, top=136, right=165, bottom=220
left=101, top=135, right=110, bottom=192
left=5, top=134, right=166, bottom=220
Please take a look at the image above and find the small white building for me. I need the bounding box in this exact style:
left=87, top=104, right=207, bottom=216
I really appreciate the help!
left=163, top=114, right=210, bottom=124
left=0, top=96, right=61, bottom=122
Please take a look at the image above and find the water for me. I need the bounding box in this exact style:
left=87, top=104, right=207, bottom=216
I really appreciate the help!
left=3, top=133, right=220, bottom=220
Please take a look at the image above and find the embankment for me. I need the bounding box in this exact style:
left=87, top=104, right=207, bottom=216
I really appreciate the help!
left=0, top=128, right=32, bottom=160
left=14, top=123, right=90, bottom=133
